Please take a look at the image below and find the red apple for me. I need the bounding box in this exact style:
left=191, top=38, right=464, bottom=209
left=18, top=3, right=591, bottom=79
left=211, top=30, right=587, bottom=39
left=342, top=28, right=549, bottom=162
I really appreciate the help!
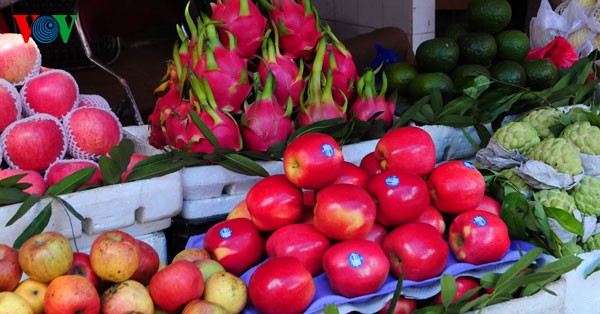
left=377, top=297, right=417, bottom=314
left=283, top=132, right=344, bottom=190
left=18, top=231, right=73, bottom=283
left=0, top=244, right=22, bottom=292
left=323, top=239, right=390, bottom=298
left=313, top=183, right=377, bottom=240
left=129, top=240, right=160, bottom=285
left=0, top=169, right=47, bottom=195
left=149, top=260, right=204, bottom=312
left=182, top=299, right=228, bottom=314
left=331, top=161, right=370, bottom=189
left=359, top=152, right=382, bottom=176
left=203, top=218, right=265, bottom=276
left=449, top=210, right=511, bottom=264
left=66, top=252, right=100, bottom=288
left=13, top=279, right=47, bottom=314
left=44, top=275, right=100, bottom=314
left=172, top=248, right=211, bottom=264
left=303, top=190, right=316, bottom=210
left=266, top=223, right=331, bottom=276
left=474, top=195, right=502, bottom=216
left=382, top=222, right=449, bottom=281
left=226, top=199, right=252, bottom=221
left=368, top=170, right=430, bottom=227
left=427, top=161, right=485, bottom=215
left=433, top=276, right=480, bottom=305
left=360, top=222, right=388, bottom=246
left=101, top=280, right=154, bottom=314
left=414, top=205, right=446, bottom=235
left=246, top=174, right=303, bottom=231
left=89, top=230, right=141, bottom=283
left=374, top=126, right=436, bottom=177
left=249, top=256, right=315, bottom=314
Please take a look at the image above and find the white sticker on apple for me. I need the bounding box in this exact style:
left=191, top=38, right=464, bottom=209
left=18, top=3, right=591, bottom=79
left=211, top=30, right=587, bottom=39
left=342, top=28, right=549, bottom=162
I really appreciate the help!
left=463, top=161, right=476, bottom=170
left=348, top=252, right=364, bottom=268
left=219, top=227, right=233, bottom=239
left=321, top=143, right=335, bottom=158
left=472, top=216, right=487, bottom=227
left=385, top=175, right=401, bottom=187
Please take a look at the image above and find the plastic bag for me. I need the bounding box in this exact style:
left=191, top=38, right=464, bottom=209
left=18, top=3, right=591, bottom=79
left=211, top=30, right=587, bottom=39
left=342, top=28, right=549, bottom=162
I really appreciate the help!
left=529, top=0, right=571, bottom=49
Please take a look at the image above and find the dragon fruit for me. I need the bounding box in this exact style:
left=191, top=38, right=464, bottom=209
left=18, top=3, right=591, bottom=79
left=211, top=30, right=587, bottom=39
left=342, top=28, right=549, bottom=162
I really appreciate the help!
left=296, top=37, right=347, bottom=127
left=211, top=0, right=268, bottom=59
left=241, top=72, right=293, bottom=152
left=202, top=22, right=251, bottom=113
left=349, top=69, right=394, bottom=127
left=260, top=0, right=322, bottom=59
left=322, top=26, right=359, bottom=105
left=257, top=36, right=305, bottom=109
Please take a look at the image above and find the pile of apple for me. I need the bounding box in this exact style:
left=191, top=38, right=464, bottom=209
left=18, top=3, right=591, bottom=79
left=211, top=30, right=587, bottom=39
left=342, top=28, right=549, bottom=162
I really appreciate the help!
left=193, top=126, right=513, bottom=313
left=0, top=228, right=248, bottom=313
left=0, top=33, right=129, bottom=196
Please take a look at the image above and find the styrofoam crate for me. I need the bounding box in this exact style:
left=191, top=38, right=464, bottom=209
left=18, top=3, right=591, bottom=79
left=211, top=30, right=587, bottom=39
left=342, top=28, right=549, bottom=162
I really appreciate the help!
left=0, top=171, right=183, bottom=247
left=564, top=251, right=600, bottom=314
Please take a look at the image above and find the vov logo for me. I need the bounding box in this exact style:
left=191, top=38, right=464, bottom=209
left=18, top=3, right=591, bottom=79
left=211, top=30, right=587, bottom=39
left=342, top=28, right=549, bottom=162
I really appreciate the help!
left=13, top=14, right=77, bottom=44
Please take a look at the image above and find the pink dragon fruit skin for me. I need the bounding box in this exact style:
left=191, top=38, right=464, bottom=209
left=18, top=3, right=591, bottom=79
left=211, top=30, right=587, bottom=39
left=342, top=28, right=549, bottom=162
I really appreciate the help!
left=296, top=37, right=347, bottom=127
left=324, top=43, right=359, bottom=106
left=260, top=0, right=322, bottom=60
left=241, top=71, right=293, bottom=152
left=149, top=78, right=182, bottom=149
left=349, top=70, right=393, bottom=127
left=211, top=0, right=268, bottom=59
left=202, top=24, right=251, bottom=114
left=163, top=100, right=200, bottom=151
left=257, top=37, right=305, bottom=109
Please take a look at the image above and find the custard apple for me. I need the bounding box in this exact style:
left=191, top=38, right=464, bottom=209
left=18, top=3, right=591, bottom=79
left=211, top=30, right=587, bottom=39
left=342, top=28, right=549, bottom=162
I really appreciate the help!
left=565, top=107, right=591, bottom=123
left=499, top=168, right=532, bottom=194
left=492, top=121, right=540, bottom=154
left=535, top=189, right=578, bottom=213
left=521, top=108, right=562, bottom=138
left=584, top=233, right=600, bottom=251
left=560, top=121, right=600, bottom=155
left=571, top=176, right=600, bottom=216
left=527, top=138, right=584, bottom=176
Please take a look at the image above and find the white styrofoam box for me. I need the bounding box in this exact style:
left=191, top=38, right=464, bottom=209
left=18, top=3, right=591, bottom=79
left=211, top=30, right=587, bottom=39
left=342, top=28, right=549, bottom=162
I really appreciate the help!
left=0, top=171, right=183, bottom=247
left=467, top=277, right=566, bottom=314
left=564, top=251, right=600, bottom=314
left=78, top=231, right=169, bottom=265
left=123, top=125, right=163, bottom=156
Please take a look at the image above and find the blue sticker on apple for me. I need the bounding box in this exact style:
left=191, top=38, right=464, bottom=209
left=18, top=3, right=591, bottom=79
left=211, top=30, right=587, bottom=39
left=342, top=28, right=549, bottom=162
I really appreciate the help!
left=463, top=161, right=476, bottom=170
left=321, top=143, right=335, bottom=158
left=348, top=252, right=364, bottom=268
left=473, top=216, right=487, bottom=227
left=219, top=227, right=233, bottom=239
left=385, top=175, right=400, bottom=187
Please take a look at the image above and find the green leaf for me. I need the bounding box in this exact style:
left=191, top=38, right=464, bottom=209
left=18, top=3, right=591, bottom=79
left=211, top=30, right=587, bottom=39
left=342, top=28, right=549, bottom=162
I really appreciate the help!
left=448, top=286, right=483, bottom=313
left=521, top=255, right=582, bottom=296
left=125, top=159, right=186, bottom=182
left=474, top=124, right=492, bottom=148
left=479, top=273, right=502, bottom=289
left=499, top=192, right=530, bottom=239
left=430, top=89, right=444, bottom=117
left=545, top=206, right=584, bottom=236
left=108, top=139, right=135, bottom=171
left=463, top=75, right=491, bottom=99
left=217, top=154, right=269, bottom=177
left=436, top=115, right=477, bottom=128
left=533, top=201, right=552, bottom=239
left=287, top=118, right=344, bottom=143
left=387, top=273, right=404, bottom=314
left=458, top=293, right=493, bottom=313
left=493, top=272, right=557, bottom=297
left=392, top=95, right=431, bottom=128
left=323, top=304, right=340, bottom=314
left=575, top=61, right=593, bottom=85
left=0, top=187, right=30, bottom=206
left=45, top=167, right=96, bottom=196
left=440, top=274, right=457, bottom=309
left=5, top=194, right=42, bottom=226
left=496, top=247, right=543, bottom=288
left=99, top=155, right=123, bottom=185
left=440, top=96, right=476, bottom=117
left=0, top=174, right=27, bottom=187
left=412, top=304, right=446, bottom=314
left=12, top=202, right=52, bottom=249
left=56, top=197, right=85, bottom=222
left=189, top=110, right=221, bottom=149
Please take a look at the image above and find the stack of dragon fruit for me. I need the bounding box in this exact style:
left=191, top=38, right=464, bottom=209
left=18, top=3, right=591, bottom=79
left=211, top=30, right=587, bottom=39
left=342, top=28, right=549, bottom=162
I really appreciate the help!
left=148, top=0, right=395, bottom=153
left=0, top=33, right=127, bottom=196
